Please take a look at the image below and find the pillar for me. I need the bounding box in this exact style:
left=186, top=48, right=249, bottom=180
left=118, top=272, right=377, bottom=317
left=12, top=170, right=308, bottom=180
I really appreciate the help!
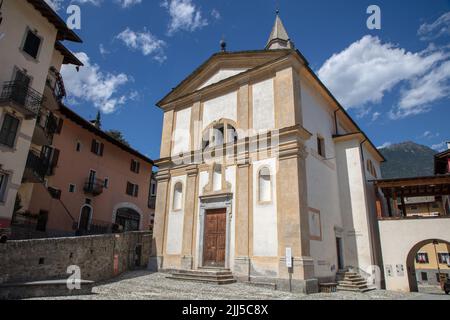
left=149, top=170, right=170, bottom=271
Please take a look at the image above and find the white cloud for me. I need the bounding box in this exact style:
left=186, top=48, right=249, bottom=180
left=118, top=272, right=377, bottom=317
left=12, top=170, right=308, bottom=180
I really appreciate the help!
left=44, top=0, right=65, bottom=11
left=116, top=28, right=167, bottom=63
left=422, top=131, right=440, bottom=139
left=377, top=142, right=392, bottom=149
left=115, top=0, right=142, bottom=8
left=99, top=43, right=110, bottom=57
left=211, top=9, right=221, bottom=20
left=418, top=12, right=450, bottom=41
left=72, top=0, right=102, bottom=6
left=161, top=0, right=208, bottom=35
left=371, top=111, right=381, bottom=121
left=61, top=52, right=130, bottom=114
left=390, top=60, right=450, bottom=118
left=431, top=142, right=447, bottom=152
left=318, top=35, right=446, bottom=111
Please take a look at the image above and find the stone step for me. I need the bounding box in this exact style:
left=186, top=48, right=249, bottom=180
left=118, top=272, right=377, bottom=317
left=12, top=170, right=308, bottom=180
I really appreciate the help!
left=173, top=269, right=232, bottom=276
left=166, top=275, right=236, bottom=285
left=245, top=281, right=277, bottom=290
left=169, top=272, right=234, bottom=280
left=337, top=286, right=376, bottom=293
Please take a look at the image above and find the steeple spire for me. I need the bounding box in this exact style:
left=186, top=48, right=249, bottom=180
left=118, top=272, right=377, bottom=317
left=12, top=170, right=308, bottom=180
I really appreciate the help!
left=265, top=11, right=294, bottom=50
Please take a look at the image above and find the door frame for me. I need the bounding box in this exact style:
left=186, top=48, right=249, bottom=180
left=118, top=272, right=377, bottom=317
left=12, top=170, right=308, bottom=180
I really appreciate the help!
left=198, top=193, right=233, bottom=269
left=202, top=208, right=227, bottom=267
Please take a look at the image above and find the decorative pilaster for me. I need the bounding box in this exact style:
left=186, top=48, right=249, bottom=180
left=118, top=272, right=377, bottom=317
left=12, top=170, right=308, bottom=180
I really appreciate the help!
left=180, top=166, right=199, bottom=270
left=149, top=170, right=170, bottom=271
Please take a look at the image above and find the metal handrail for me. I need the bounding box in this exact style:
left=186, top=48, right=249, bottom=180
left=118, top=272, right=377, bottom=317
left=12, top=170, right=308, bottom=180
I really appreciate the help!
left=0, top=81, right=43, bottom=115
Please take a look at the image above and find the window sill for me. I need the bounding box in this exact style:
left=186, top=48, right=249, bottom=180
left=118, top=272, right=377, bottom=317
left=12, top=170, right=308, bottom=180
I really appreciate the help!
left=20, top=49, right=40, bottom=63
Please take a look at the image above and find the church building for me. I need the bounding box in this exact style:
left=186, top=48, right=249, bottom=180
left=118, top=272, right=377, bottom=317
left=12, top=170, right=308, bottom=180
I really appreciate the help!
left=151, top=13, right=385, bottom=293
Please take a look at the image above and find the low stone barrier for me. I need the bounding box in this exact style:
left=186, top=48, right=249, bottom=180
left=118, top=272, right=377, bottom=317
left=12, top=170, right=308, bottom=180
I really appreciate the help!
left=0, top=231, right=151, bottom=285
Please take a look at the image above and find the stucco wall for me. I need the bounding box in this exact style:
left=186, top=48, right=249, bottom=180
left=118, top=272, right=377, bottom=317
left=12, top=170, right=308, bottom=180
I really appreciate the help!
left=166, top=175, right=187, bottom=255
left=198, top=69, right=248, bottom=90
left=202, top=91, right=237, bottom=131
left=252, top=158, right=278, bottom=257
left=252, top=78, right=275, bottom=132
left=378, top=218, right=450, bottom=292
left=300, top=78, right=344, bottom=278
left=172, top=107, right=192, bottom=156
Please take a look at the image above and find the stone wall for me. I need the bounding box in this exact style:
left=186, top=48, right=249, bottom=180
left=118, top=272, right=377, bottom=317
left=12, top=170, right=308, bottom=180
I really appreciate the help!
left=0, top=231, right=151, bottom=284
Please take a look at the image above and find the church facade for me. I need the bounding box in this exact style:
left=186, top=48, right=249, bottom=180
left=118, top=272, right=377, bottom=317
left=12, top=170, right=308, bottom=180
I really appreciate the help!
left=151, top=15, right=385, bottom=293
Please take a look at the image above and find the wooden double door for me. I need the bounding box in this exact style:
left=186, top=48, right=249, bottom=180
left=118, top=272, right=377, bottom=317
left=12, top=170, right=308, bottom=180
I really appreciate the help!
left=203, top=209, right=227, bottom=267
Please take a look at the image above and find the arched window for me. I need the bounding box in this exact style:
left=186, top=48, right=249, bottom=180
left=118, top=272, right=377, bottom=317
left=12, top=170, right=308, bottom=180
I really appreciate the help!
left=258, top=167, right=272, bottom=203
left=173, top=182, right=183, bottom=211
left=202, top=120, right=238, bottom=151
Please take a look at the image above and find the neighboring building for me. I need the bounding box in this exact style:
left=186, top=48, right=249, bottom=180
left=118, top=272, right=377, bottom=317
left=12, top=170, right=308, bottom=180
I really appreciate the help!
left=14, top=104, right=154, bottom=238
left=0, top=0, right=82, bottom=239
left=148, top=172, right=157, bottom=230
left=403, top=196, right=444, bottom=217
left=435, top=142, right=450, bottom=215
left=151, top=13, right=385, bottom=293
left=415, top=242, right=450, bottom=286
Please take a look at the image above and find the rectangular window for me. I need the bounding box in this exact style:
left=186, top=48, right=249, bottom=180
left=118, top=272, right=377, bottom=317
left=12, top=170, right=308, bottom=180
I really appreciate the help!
left=130, top=160, right=140, bottom=173
left=0, top=114, right=20, bottom=148
left=68, top=184, right=76, bottom=193
left=151, top=181, right=157, bottom=196
left=317, top=136, right=326, bottom=158
left=415, top=252, right=429, bottom=264
left=91, top=139, right=104, bottom=156
left=421, top=272, right=428, bottom=281
left=76, top=141, right=81, bottom=152
left=104, top=178, right=109, bottom=189
left=0, top=172, right=9, bottom=202
left=126, top=182, right=139, bottom=197
left=438, top=253, right=450, bottom=265
left=22, top=29, right=42, bottom=59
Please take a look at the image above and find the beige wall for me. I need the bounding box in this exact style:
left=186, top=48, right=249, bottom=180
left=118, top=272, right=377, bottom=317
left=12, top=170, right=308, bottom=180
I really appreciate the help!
left=0, top=0, right=61, bottom=224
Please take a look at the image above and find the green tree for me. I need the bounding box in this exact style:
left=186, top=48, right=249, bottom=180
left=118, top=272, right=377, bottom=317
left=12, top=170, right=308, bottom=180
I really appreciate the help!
left=106, top=129, right=130, bottom=147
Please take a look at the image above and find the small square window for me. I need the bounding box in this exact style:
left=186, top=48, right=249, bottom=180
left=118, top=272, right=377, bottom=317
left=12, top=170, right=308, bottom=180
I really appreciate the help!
left=76, top=141, right=81, bottom=152
left=104, top=178, right=109, bottom=189
left=130, top=160, right=140, bottom=173
left=421, top=272, right=428, bottom=281
left=22, top=29, right=42, bottom=59
left=68, top=184, right=76, bottom=193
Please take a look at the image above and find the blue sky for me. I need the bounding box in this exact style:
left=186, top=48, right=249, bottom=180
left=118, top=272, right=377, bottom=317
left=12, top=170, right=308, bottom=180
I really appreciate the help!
left=46, top=0, right=450, bottom=159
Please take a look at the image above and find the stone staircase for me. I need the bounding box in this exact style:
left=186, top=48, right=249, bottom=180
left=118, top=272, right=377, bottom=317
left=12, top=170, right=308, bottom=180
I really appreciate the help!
left=166, top=269, right=236, bottom=285
left=336, top=270, right=376, bottom=293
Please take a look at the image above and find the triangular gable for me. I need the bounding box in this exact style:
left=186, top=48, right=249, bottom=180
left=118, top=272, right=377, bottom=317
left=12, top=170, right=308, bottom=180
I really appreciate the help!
left=157, top=50, right=292, bottom=107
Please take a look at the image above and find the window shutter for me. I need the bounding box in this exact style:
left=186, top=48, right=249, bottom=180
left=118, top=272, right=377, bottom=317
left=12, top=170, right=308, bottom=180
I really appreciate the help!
left=130, top=160, right=134, bottom=172
left=100, top=143, right=104, bottom=156
left=136, top=162, right=140, bottom=174
left=134, top=184, right=139, bottom=197
left=51, top=148, right=60, bottom=167
left=91, top=139, right=96, bottom=153
left=126, top=182, right=132, bottom=195
left=56, top=118, right=64, bottom=134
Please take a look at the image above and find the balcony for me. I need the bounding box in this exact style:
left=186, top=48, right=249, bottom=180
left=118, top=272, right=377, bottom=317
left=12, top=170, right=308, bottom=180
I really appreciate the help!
left=0, top=81, right=43, bottom=119
left=44, top=67, right=66, bottom=111
left=23, top=151, right=49, bottom=183
left=83, top=178, right=104, bottom=197
left=32, top=111, right=59, bottom=146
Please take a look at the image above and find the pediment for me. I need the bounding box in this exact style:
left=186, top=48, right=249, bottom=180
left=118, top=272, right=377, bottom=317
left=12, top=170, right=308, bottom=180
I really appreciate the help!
left=157, top=50, right=292, bottom=107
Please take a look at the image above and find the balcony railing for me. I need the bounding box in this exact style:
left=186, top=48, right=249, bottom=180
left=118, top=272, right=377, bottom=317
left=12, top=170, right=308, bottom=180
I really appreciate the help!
left=46, top=67, right=66, bottom=102
left=0, top=81, right=43, bottom=118
left=25, top=151, right=49, bottom=182
left=83, top=178, right=104, bottom=196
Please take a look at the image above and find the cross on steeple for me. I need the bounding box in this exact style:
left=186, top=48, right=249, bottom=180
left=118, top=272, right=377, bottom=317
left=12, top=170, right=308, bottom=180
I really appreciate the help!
left=265, top=10, right=294, bottom=50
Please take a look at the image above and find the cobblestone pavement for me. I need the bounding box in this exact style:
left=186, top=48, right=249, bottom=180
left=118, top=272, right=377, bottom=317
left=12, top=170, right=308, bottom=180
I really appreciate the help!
left=31, top=271, right=450, bottom=300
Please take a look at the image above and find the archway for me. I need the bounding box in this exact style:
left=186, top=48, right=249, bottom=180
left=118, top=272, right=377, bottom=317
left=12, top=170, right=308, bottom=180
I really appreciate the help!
left=406, top=239, right=450, bottom=292
left=115, top=208, right=141, bottom=232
